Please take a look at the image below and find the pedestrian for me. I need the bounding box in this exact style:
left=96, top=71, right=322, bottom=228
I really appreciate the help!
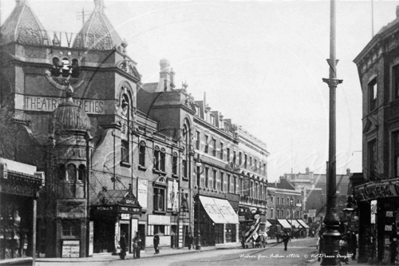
left=119, top=233, right=127, bottom=260
left=390, top=224, right=398, bottom=264
left=154, top=234, right=160, bottom=254
left=262, top=231, right=268, bottom=248
left=339, top=235, right=349, bottom=264
left=187, top=232, right=193, bottom=250
left=282, top=231, right=290, bottom=251
left=133, top=232, right=141, bottom=259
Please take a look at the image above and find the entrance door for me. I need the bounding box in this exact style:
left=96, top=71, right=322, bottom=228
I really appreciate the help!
left=120, top=223, right=130, bottom=253
left=138, top=224, right=145, bottom=250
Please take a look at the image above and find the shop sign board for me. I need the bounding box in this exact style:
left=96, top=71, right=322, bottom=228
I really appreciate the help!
left=354, top=181, right=399, bottom=201
left=62, top=240, right=80, bottom=258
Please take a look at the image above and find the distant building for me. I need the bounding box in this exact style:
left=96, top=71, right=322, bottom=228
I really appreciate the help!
left=284, top=167, right=351, bottom=222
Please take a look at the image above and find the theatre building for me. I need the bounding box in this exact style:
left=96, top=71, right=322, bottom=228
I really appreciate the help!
left=352, top=5, right=399, bottom=264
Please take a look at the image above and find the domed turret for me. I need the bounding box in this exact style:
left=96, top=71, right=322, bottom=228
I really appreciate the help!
left=51, top=89, right=91, bottom=134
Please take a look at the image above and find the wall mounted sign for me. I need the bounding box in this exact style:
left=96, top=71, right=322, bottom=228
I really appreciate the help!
left=354, top=180, right=399, bottom=201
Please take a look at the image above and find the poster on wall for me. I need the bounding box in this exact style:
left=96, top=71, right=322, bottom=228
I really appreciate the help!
left=371, top=200, right=377, bottom=224
left=167, top=179, right=179, bottom=211
left=131, top=219, right=138, bottom=251
left=138, top=179, right=148, bottom=210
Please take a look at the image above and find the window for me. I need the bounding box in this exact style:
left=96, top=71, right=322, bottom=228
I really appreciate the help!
left=139, top=142, right=146, bottom=166
left=154, top=188, right=165, bottom=211
left=196, top=131, right=200, bottom=150
left=227, top=174, right=231, bottom=192
left=227, top=148, right=230, bottom=162
left=240, top=178, right=243, bottom=195
left=154, top=149, right=160, bottom=170
left=182, top=160, right=187, bottom=178
left=199, top=166, right=205, bottom=187
left=160, top=150, right=166, bottom=172
left=205, top=167, right=209, bottom=188
left=250, top=181, right=253, bottom=197
left=205, top=135, right=209, bottom=153
left=220, top=142, right=224, bottom=160
left=172, top=153, right=178, bottom=175
left=121, top=140, right=129, bottom=163
left=213, top=170, right=217, bottom=190
left=393, top=65, right=399, bottom=99
left=368, top=139, right=377, bottom=180
left=369, top=78, right=377, bottom=111
left=271, top=196, right=273, bottom=204
left=277, top=197, right=280, bottom=205
left=249, top=157, right=252, bottom=167
left=67, top=164, right=76, bottom=182
left=78, top=165, right=85, bottom=181
left=62, top=220, right=80, bottom=237
left=254, top=159, right=257, bottom=169
left=216, top=171, right=221, bottom=190
left=263, top=163, right=266, bottom=175
left=233, top=151, right=236, bottom=164
left=233, top=176, right=237, bottom=193
left=154, top=225, right=165, bottom=235
left=212, top=139, right=216, bottom=156
left=210, top=114, right=215, bottom=125
left=221, top=172, right=224, bottom=191
left=395, top=132, right=399, bottom=177
left=271, top=208, right=274, bottom=219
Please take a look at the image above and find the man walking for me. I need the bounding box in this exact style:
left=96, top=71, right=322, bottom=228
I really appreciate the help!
left=154, top=234, right=160, bottom=254
left=133, top=232, right=141, bottom=259
left=282, top=230, right=290, bottom=251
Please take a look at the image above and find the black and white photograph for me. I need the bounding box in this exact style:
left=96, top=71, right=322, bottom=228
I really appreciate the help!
left=0, top=0, right=398, bottom=265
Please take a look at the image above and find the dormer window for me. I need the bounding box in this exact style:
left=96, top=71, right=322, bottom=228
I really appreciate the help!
left=210, top=114, right=215, bottom=126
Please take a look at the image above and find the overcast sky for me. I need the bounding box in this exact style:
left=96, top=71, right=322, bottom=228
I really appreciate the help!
left=1, top=0, right=398, bottom=181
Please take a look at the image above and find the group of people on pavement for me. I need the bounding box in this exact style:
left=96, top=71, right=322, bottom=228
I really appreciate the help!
left=118, top=231, right=197, bottom=259
left=119, top=232, right=142, bottom=260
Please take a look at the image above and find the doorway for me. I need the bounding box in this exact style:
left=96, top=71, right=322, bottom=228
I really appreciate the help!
left=138, top=224, right=145, bottom=250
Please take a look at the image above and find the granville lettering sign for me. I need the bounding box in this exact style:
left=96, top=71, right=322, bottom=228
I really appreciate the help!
left=354, top=181, right=399, bottom=201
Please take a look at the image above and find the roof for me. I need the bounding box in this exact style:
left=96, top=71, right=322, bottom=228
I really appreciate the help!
left=51, top=94, right=91, bottom=134
left=73, top=0, right=123, bottom=50
left=0, top=0, right=48, bottom=45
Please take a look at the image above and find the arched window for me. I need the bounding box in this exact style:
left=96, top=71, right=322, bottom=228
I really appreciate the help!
left=67, top=164, right=77, bottom=182
left=139, top=141, right=146, bottom=166
left=78, top=164, right=85, bottom=181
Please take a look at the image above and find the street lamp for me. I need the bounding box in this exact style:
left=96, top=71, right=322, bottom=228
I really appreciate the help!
left=193, top=155, right=204, bottom=250
left=321, top=0, right=343, bottom=264
left=290, top=198, right=294, bottom=238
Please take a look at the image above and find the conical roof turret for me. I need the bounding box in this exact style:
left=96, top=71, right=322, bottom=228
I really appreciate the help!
left=0, top=0, right=48, bottom=45
left=73, top=0, right=123, bottom=50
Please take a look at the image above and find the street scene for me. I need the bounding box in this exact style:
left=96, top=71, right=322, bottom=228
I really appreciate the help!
left=34, top=238, right=320, bottom=266
left=1, top=0, right=399, bottom=265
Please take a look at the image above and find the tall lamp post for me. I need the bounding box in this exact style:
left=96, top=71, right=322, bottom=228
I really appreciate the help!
left=290, top=198, right=294, bottom=237
left=321, top=0, right=343, bottom=265
left=193, top=155, right=204, bottom=250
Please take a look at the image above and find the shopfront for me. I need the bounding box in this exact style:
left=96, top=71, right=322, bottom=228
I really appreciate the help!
left=196, top=195, right=239, bottom=246
left=91, top=188, right=141, bottom=254
left=0, top=159, right=42, bottom=262
left=354, top=179, right=399, bottom=264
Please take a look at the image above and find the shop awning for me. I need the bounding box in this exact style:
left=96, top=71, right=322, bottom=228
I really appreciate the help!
left=277, top=219, right=292, bottom=229
left=297, top=219, right=310, bottom=229
left=199, top=196, right=239, bottom=224
left=288, top=219, right=302, bottom=229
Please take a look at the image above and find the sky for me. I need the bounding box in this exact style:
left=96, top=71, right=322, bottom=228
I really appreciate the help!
left=1, top=0, right=398, bottom=182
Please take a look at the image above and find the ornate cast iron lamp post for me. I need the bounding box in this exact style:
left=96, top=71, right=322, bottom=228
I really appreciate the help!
left=321, top=0, right=343, bottom=265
